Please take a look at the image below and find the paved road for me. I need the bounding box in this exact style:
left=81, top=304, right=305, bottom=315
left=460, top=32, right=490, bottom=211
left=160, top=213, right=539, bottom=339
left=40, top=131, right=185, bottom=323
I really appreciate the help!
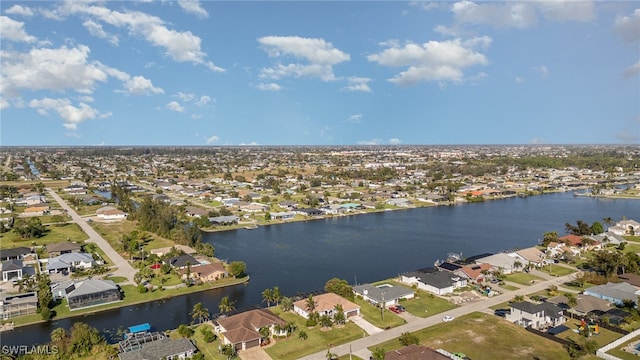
left=300, top=272, right=579, bottom=360
left=47, top=189, right=136, bottom=285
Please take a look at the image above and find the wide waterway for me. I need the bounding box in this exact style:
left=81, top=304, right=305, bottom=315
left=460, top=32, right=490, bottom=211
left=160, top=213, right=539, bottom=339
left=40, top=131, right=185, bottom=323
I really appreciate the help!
left=2, top=191, right=638, bottom=346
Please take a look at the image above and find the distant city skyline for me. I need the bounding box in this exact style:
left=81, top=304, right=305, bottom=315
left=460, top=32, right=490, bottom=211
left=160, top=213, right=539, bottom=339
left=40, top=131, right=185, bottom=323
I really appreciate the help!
left=1, top=1, right=639, bottom=146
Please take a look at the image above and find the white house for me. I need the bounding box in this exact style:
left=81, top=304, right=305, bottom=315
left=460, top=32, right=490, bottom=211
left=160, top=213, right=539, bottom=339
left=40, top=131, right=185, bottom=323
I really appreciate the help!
left=353, top=283, right=414, bottom=307
left=292, top=293, right=360, bottom=319
left=506, top=301, right=566, bottom=329
left=401, top=270, right=467, bottom=296
left=96, top=206, right=127, bottom=220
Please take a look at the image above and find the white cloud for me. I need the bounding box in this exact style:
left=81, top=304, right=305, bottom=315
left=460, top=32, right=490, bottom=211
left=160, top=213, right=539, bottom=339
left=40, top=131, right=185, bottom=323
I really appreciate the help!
left=258, top=36, right=349, bottom=81
left=166, top=101, right=184, bottom=112
left=0, top=97, right=9, bottom=110
left=342, top=77, right=372, bottom=92
left=0, top=16, right=36, bottom=42
left=4, top=5, right=34, bottom=17
left=538, top=1, right=595, bottom=23
left=58, top=2, right=224, bottom=71
left=123, top=76, right=164, bottom=95
left=83, top=20, right=119, bottom=45
left=348, top=114, right=363, bottom=123
left=389, top=138, right=402, bottom=145
left=239, top=142, right=259, bottom=146
left=449, top=1, right=595, bottom=29
left=175, top=92, right=195, bottom=102
left=78, top=96, right=94, bottom=102
left=1, top=45, right=108, bottom=96
left=367, top=37, right=491, bottom=86
left=255, top=82, right=283, bottom=91
left=29, top=97, right=111, bottom=130
left=614, top=9, right=640, bottom=42
left=533, top=65, right=549, bottom=78
left=515, top=76, right=525, bottom=83
left=205, top=135, right=219, bottom=144
left=357, top=139, right=382, bottom=145
left=178, top=0, right=208, bottom=18
left=451, top=1, right=538, bottom=28
left=623, top=59, right=640, bottom=78
left=196, top=95, right=212, bottom=106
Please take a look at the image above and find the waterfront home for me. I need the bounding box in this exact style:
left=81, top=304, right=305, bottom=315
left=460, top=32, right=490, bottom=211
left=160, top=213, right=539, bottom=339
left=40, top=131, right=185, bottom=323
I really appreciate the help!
left=118, top=334, right=196, bottom=360
left=583, top=282, right=640, bottom=306
left=270, top=211, right=295, bottom=220
left=293, top=293, right=360, bottom=319
left=239, top=203, right=269, bottom=212
left=51, top=279, right=121, bottom=310
left=400, top=270, right=467, bottom=296
left=558, top=234, right=584, bottom=247
left=0, top=247, right=31, bottom=261
left=474, top=253, right=517, bottom=274
left=590, top=232, right=625, bottom=246
left=184, top=206, right=208, bottom=218
left=278, top=200, right=298, bottom=210
left=46, top=241, right=82, bottom=257
left=46, top=252, right=95, bottom=273
left=215, top=309, right=287, bottom=351
left=454, top=263, right=493, bottom=284
left=353, top=283, right=415, bottom=307
left=385, top=345, right=451, bottom=360
left=0, top=292, right=38, bottom=319
left=209, top=215, right=240, bottom=225
left=96, top=206, right=127, bottom=220
left=506, top=301, right=566, bottom=329
left=609, top=219, right=640, bottom=236
left=385, top=198, right=412, bottom=207
left=1, top=260, right=23, bottom=282
left=178, top=262, right=228, bottom=282
left=511, top=247, right=547, bottom=268
left=295, top=208, right=323, bottom=216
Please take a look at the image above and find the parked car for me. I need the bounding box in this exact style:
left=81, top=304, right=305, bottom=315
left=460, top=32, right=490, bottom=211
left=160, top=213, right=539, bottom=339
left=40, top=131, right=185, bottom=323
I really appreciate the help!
left=395, top=305, right=406, bottom=312
left=494, top=309, right=510, bottom=317
left=389, top=306, right=400, bottom=314
left=442, top=315, right=455, bottom=322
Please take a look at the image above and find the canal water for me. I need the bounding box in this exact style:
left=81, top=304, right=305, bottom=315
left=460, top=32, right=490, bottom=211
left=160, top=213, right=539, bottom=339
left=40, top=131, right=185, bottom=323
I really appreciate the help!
left=2, top=192, right=637, bottom=346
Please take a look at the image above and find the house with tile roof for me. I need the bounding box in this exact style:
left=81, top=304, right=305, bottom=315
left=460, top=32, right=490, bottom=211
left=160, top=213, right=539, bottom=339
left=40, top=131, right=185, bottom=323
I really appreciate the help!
left=215, top=309, right=287, bottom=351
left=454, top=263, right=493, bottom=283
left=293, top=292, right=360, bottom=319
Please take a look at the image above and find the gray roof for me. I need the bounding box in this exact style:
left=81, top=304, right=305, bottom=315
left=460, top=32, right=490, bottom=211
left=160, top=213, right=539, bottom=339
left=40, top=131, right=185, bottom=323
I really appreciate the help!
left=118, top=338, right=196, bottom=360
left=0, top=247, right=31, bottom=260
left=1, top=259, right=23, bottom=272
left=585, top=282, right=639, bottom=303
left=46, top=253, right=93, bottom=270
left=58, top=279, right=118, bottom=298
left=410, top=271, right=460, bottom=289
left=353, top=283, right=414, bottom=303
left=510, top=301, right=563, bottom=319
left=208, top=215, right=239, bottom=223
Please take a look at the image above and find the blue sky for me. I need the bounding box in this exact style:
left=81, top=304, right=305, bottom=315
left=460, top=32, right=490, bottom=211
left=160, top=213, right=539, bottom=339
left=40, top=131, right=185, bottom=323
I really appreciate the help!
left=1, top=1, right=638, bottom=146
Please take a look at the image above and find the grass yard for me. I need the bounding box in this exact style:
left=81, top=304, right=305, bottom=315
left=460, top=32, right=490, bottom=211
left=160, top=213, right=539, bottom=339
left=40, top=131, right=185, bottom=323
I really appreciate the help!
left=149, top=273, right=183, bottom=287
left=500, top=284, right=520, bottom=291
left=90, top=220, right=175, bottom=254
left=540, top=264, right=578, bottom=277
left=352, top=297, right=406, bottom=329
left=555, top=318, right=624, bottom=349
left=368, top=312, right=572, bottom=360
left=0, top=223, right=88, bottom=249
left=622, top=242, right=640, bottom=254
left=266, top=308, right=366, bottom=360
left=401, top=289, right=457, bottom=318
left=504, top=272, right=544, bottom=285
left=168, top=324, right=229, bottom=360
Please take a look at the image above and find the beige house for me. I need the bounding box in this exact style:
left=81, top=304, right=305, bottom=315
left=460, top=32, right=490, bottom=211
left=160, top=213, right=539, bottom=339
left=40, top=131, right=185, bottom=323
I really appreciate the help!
left=179, top=262, right=228, bottom=282
left=293, top=293, right=360, bottom=319
left=96, top=206, right=127, bottom=220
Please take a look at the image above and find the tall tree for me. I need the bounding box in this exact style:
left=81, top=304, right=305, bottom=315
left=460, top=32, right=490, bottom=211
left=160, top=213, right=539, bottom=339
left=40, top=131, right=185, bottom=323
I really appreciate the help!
left=190, top=302, right=210, bottom=324
left=324, top=278, right=354, bottom=300
left=305, top=295, right=317, bottom=314
left=219, top=296, right=236, bottom=314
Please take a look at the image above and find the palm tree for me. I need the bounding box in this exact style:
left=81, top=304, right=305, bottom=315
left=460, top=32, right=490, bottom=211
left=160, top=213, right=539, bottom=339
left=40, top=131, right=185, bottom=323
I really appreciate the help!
left=603, top=217, right=615, bottom=226
left=280, top=296, right=293, bottom=312
left=333, top=304, right=346, bottom=325
left=258, top=326, right=270, bottom=344
left=305, top=295, right=317, bottom=314
left=190, top=302, right=210, bottom=324
left=371, top=348, right=386, bottom=360
left=319, top=314, right=333, bottom=329
left=272, top=286, right=282, bottom=306
left=262, top=288, right=275, bottom=308
left=298, top=329, right=308, bottom=340
left=513, top=260, right=523, bottom=272
left=219, top=296, right=236, bottom=314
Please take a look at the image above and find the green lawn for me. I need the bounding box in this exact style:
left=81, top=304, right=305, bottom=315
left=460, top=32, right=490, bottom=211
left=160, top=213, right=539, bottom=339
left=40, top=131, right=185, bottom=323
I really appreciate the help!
left=149, top=273, right=183, bottom=287
left=169, top=324, right=229, bottom=360
left=607, top=336, right=640, bottom=359
left=500, top=284, right=520, bottom=291
left=539, top=264, right=578, bottom=277
left=555, top=318, right=624, bottom=349
left=352, top=297, right=406, bottom=329
left=503, top=272, right=544, bottom=285
left=0, top=223, right=88, bottom=249
left=368, top=312, right=572, bottom=360
left=622, top=242, right=640, bottom=254
left=265, top=308, right=366, bottom=360
left=401, top=289, right=457, bottom=318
